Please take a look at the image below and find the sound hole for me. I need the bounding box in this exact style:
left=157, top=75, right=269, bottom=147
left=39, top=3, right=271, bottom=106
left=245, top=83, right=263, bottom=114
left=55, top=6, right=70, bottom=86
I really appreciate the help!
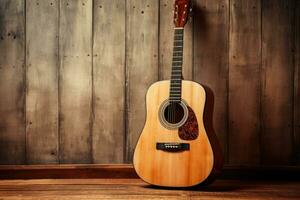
left=164, top=102, right=185, bottom=124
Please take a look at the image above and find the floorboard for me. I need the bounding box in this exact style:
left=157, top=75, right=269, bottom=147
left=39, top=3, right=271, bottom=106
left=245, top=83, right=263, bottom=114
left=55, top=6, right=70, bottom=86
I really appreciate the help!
left=0, top=179, right=299, bottom=199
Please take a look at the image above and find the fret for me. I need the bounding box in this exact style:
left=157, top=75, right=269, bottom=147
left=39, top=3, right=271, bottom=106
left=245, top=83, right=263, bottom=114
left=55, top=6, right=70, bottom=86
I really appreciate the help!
left=173, top=52, right=183, bottom=56
left=174, top=47, right=183, bottom=50
left=174, top=41, right=183, bottom=44
left=170, top=96, right=181, bottom=98
left=170, top=91, right=181, bottom=93
left=173, top=56, right=182, bottom=59
left=174, top=36, right=183, bottom=40
left=171, top=70, right=182, bottom=75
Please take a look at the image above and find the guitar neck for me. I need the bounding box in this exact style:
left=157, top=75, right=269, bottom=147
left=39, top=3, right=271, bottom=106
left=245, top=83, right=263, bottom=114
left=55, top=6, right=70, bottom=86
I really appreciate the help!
left=169, top=28, right=184, bottom=102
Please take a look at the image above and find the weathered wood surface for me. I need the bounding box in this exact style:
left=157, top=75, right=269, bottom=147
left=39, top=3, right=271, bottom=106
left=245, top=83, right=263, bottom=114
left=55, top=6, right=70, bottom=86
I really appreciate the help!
left=26, top=0, right=59, bottom=164
left=59, top=0, right=93, bottom=163
left=0, top=179, right=299, bottom=199
left=261, top=0, right=294, bottom=165
left=93, top=0, right=125, bottom=163
left=0, top=0, right=299, bottom=166
left=294, top=0, right=300, bottom=164
left=193, top=0, right=229, bottom=162
left=0, top=0, right=25, bottom=164
left=125, top=0, right=159, bottom=162
left=228, top=0, right=261, bottom=164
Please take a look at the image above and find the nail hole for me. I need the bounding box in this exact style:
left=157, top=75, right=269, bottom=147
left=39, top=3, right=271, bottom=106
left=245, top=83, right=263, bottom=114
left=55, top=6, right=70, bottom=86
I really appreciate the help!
left=147, top=5, right=150, bottom=7
left=133, top=6, right=135, bottom=8
left=141, top=10, right=144, bottom=14
left=13, top=35, right=16, bottom=39
left=82, top=2, right=85, bottom=6
left=50, top=2, right=53, bottom=5
left=99, top=5, right=102, bottom=8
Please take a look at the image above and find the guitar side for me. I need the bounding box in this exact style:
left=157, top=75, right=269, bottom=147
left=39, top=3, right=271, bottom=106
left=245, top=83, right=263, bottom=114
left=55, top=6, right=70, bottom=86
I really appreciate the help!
left=133, top=80, right=222, bottom=187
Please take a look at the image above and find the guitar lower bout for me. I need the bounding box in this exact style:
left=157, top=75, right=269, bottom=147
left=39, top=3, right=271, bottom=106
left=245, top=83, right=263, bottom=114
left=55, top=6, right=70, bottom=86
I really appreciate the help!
left=133, top=80, right=223, bottom=187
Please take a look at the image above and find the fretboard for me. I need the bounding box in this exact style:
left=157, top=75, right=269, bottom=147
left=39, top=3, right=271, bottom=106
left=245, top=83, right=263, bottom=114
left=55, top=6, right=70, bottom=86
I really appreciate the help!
left=169, top=28, right=184, bottom=103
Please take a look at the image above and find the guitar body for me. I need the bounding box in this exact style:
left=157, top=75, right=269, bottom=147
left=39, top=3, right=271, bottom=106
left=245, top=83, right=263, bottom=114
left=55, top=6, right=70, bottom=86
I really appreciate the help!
left=133, top=80, right=220, bottom=187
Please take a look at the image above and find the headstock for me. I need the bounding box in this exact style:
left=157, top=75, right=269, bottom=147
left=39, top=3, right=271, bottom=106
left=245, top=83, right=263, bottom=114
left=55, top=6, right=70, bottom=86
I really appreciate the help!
left=173, top=0, right=191, bottom=28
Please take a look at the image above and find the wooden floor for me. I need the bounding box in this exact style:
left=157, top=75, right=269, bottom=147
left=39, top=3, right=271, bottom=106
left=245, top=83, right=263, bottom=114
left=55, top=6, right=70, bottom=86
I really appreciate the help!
left=0, top=179, right=299, bottom=199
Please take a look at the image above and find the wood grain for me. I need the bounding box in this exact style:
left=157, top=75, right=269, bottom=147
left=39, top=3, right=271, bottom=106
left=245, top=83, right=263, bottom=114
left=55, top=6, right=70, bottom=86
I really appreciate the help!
left=92, top=0, right=125, bottom=163
left=125, top=0, right=159, bottom=162
left=26, top=0, right=59, bottom=164
left=0, top=0, right=25, bottom=164
left=228, top=0, right=261, bottom=164
left=0, top=178, right=299, bottom=199
left=193, top=0, right=229, bottom=162
left=133, top=81, right=216, bottom=187
left=294, top=0, right=300, bottom=164
left=261, top=0, right=294, bottom=164
left=59, top=0, right=93, bottom=163
left=159, top=0, right=193, bottom=80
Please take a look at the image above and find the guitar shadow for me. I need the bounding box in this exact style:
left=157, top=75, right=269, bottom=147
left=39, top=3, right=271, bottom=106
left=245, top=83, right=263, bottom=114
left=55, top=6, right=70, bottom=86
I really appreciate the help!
left=142, top=181, right=244, bottom=192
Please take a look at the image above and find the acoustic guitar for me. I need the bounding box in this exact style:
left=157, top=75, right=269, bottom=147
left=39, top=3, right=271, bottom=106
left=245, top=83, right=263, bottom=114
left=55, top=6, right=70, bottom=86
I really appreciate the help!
left=133, top=0, right=223, bottom=187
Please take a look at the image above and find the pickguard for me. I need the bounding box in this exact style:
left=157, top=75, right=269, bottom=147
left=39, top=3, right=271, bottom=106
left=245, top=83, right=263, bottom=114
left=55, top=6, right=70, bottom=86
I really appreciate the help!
left=178, top=106, right=199, bottom=140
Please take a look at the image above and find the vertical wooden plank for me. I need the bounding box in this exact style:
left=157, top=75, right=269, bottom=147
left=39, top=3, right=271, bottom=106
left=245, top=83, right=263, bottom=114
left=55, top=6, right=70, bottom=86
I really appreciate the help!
left=193, top=0, right=229, bottom=162
left=26, top=0, right=59, bottom=164
left=59, top=0, right=93, bottom=163
left=126, top=0, right=159, bottom=162
left=93, top=0, right=125, bottom=163
left=159, top=0, right=193, bottom=80
left=294, top=0, right=300, bottom=164
left=261, top=0, right=294, bottom=164
left=228, top=0, right=261, bottom=164
left=0, top=0, right=25, bottom=164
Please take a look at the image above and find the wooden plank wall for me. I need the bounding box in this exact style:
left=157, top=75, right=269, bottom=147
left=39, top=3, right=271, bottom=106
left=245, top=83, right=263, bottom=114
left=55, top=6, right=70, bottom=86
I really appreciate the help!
left=0, top=0, right=25, bottom=164
left=0, top=0, right=299, bottom=166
